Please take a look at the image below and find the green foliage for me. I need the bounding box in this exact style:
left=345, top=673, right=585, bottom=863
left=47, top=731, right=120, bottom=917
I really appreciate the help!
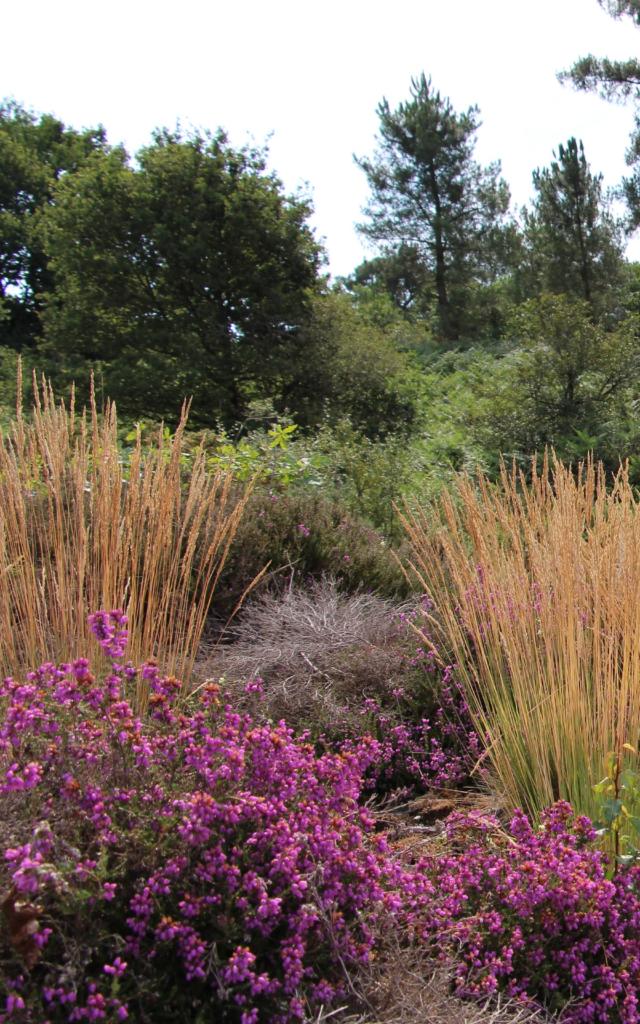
left=313, top=419, right=414, bottom=534
left=560, top=7, right=640, bottom=230
left=0, top=103, right=421, bottom=443
left=214, top=488, right=410, bottom=619
left=345, top=245, right=434, bottom=318
left=40, top=127, right=322, bottom=426
left=207, top=422, right=306, bottom=484
left=561, top=54, right=640, bottom=101
left=519, top=138, right=624, bottom=312
left=407, top=347, right=498, bottom=479
left=355, top=73, right=513, bottom=342
left=129, top=406, right=417, bottom=526
left=286, top=291, right=418, bottom=437
left=0, top=100, right=107, bottom=349
left=334, top=277, right=437, bottom=363
left=467, top=294, right=640, bottom=465
left=5, top=93, right=640, bottom=502
left=593, top=745, right=640, bottom=871
left=170, top=415, right=322, bottom=489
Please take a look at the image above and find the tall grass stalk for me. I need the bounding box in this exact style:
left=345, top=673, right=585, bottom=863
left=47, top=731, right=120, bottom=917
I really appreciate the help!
left=0, top=369, right=251, bottom=700
left=400, top=454, right=640, bottom=821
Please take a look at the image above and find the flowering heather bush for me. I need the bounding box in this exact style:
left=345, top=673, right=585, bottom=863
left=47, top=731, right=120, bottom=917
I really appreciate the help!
left=214, top=488, right=410, bottom=619
left=0, top=612, right=412, bottom=1023
left=346, top=600, right=481, bottom=793
left=8, top=612, right=640, bottom=1023
left=353, top=662, right=480, bottom=792
left=380, top=605, right=479, bottom=791
left=428, top=802, right=640, bottom=1023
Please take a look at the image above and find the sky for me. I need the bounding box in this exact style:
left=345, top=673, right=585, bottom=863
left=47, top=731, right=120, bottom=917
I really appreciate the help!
left=3, top=0, right=640, bottom=277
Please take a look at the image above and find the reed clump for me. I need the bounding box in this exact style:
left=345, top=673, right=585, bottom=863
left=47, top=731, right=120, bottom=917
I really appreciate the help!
left=400, top=454, right=640, bottom=821
left=0, top=369, right=250, bottom=693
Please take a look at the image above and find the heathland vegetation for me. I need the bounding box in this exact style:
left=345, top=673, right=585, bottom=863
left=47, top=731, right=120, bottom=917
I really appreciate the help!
left=8, top=1, right=640, bottom=1020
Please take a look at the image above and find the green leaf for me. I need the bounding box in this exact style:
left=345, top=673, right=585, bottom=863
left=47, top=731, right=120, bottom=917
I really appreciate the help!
left=601, top=797, right=624, bottom=824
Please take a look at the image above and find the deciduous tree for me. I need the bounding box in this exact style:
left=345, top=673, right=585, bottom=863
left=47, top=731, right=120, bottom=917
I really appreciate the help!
left=42, top=129, right=323, bottom=425
left=0, top=100, right=106, bottom=348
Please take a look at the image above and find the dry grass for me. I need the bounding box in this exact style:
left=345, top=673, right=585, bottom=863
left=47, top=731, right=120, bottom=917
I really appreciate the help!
left=304, top=947, right=554, bottom=1024
left=198, top=579, right=413, bottom=735
left=0, top=368, right=252, bottom=698
left=400, top=453, right=640, bottom=821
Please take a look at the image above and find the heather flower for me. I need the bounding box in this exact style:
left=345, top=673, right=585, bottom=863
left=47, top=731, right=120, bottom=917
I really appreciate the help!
left=88, top=610, right=129, bottom=660
left=103, top=957, right=127, bottom=977
left=424, top=802, right=640, bottom=1022
left=0, top=616, right=408, bottom=1022
left=10, top=609, right=636, bottom=1024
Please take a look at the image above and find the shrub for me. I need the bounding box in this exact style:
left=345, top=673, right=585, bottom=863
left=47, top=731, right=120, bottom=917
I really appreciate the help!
left=428, top=802, right=640, bottom=1024
left=6, top=613, right=640, bottom=1024
left=202, top=581, right=481, bottom=795
left=352, top=663, right=481, bottom=794
left=309, top=419, right=415, bottom=538
left=347, top=947, right=554, bottom=1024
left=203, top=580, right=411, bottom=726
left=0, top=613, right=406, bottom=1023
left=214, top=489, right=411, bottom=620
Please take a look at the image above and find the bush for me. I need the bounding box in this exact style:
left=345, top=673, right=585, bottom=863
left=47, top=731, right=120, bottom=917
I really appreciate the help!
left=428, top=802, right=640, bottom=1023
left=0, top=613, right=405, bottom=1023
left=7, top=613, right=640, bottom=1024
left=214, top=489, right=411, bottom=620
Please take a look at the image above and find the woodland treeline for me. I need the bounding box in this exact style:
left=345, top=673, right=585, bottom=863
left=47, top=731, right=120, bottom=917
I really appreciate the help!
left=4, top=0, right=640, bottom=483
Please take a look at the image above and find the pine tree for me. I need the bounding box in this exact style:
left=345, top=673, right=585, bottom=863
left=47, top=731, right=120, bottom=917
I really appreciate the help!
left=520, top=138, right=624, bottom=312
left=560, top=1, right=640, bottom=228
left=355, top=74, right=511, bottom=342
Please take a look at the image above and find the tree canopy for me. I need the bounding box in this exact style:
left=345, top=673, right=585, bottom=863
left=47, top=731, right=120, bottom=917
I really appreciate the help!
left=560, top=2, right=640, bottom=228
left=41, top=129, right=323, bottom=425
left=0, top=101, right=107, bottom=349
left=2, top=79, right=640, bottom=477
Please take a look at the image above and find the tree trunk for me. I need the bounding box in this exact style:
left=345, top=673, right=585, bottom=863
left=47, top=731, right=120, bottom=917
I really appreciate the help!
left=428, top=162, right=457, bottom=341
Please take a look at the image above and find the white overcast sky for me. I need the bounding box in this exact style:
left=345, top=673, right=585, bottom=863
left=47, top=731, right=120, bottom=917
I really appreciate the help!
left=3, top=0, right=640, bottom=276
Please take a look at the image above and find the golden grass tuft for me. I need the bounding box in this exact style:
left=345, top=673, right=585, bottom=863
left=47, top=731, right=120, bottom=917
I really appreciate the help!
left=400, top=453, right=640, bottom=821
left=0, top=367, right=252, bottom=697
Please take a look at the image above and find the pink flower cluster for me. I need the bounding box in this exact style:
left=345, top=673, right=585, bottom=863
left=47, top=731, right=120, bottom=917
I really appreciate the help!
left=425, top=802, right=640, bottom=1023
left=6, top=611, right=640, bottom=1023
left=355, top=663, right=482, bottom=792
left=348, top=602, right=483, bottom=794
left=86, top=610, right=129, bottom=660
left=0, top=613, right=413, bottom=1022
